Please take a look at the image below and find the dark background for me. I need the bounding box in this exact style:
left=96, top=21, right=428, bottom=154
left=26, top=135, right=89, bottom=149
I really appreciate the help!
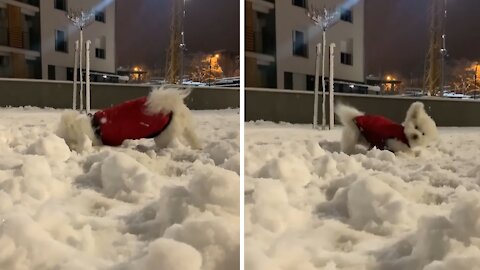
left=115, top=0, right=240, bottom=69
left=365, top=0, right=480, bottom=82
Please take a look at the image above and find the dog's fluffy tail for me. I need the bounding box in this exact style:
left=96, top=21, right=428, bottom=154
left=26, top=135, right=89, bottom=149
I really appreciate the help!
left=335, top=103, right=364, bottom=126
left=56, top=110, right=98, bottom=151
left=146, top=87, right=202, bottom=149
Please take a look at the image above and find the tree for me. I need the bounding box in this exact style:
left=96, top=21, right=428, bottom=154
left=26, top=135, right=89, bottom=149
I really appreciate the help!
left=218, top=53, right=240, bottom=77
left=189, top=53, right=223, bottom=83
left=450, top=60, right=479, bottom=95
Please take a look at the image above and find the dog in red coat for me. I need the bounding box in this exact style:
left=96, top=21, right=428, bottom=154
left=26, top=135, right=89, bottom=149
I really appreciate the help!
left=57, top=87, right=201, bottom=151
left=335, top=102, right=438, bottom=154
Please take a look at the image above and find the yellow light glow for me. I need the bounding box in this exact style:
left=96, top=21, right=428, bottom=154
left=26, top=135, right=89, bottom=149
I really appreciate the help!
left=214, top=53, right=220, bottom=58
left=133, top=66, right=141, bottom=72
left=386, top=76, right=392, bottom=81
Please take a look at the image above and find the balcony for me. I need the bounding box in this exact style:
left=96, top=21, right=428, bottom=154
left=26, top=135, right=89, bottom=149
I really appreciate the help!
left=246, top=10, right=275, bottom=57
left=0, top=27, right=39, bottom=51
left=250, top=30, right=275, bottom=55
left=15, top=0, right=39, bottom=7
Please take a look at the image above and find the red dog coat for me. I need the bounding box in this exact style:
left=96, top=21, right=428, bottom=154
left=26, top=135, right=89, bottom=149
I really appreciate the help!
left=92, top=97, right=172, bottom=146
left=353, top=115, right=409, bottom=150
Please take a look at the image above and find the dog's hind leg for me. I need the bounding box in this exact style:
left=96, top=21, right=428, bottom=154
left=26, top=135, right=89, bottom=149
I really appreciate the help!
left=154, top=124, right=176, bottom=148
left=386, top=138, right=410, bottom=153
left=341, top=128, right=360, bottom=154
left=183, top=125, right=202, bottom=150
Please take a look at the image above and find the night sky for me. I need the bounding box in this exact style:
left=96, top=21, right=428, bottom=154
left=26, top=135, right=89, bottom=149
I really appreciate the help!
left=365, top=0, right=480, bottom=81
left=115, top=0, right=480, bottom=82
left=116, top=0, right=239, bottom=69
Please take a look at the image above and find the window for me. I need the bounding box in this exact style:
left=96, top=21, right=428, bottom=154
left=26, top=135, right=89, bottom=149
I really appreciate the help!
left=95, top=10, right=105, bottom=23
left=341, top=9, right=353, bottom=23
left=54, top=0, right=66, bottom=11
left=95, top=36, right=106, bottom=59
left=0, top=8, right=7, bottom=46
left=306, top=75, right=315, bottom=91
left=55, top=30, right=67, bottom=52
left=292, top=0, right=306, bottom=8
left=284, top=72, right=293, bottom=89
left=0, top=55, right=9, bottom=67
left=95, top=48, right=105, bottom=59
left=48, top=65, right=55, bottom=80
left=341, top=53, right=353, bottom=65
left=0, top=54, right=10, bottom=77
left=292, top=30, right=307, bottom=57
left=340, top=39, right=353, bottom=66
left=66, top=67, right=73, bottom=81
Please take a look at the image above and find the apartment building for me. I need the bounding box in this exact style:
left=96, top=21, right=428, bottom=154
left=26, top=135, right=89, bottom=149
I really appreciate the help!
left=0, top=0, right=41, bottom=78
left=246, top=0, right=366, bottom=92
left=0, top=0, right=115, bottom=80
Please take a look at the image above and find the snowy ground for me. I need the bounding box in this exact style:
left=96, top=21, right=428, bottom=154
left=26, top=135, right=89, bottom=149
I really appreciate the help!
left=0, top=107, right=239, bottom=270
left=245, top=121, right=480, bottom=270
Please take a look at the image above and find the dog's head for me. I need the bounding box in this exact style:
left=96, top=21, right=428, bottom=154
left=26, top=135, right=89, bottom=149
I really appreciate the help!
left=403, top=102, right=438, bottom=148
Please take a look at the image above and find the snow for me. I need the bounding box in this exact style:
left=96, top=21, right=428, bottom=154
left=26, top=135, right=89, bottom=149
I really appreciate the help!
left=0, top=107, right=239, bottom=270
left=245, top=121, right=480, bottom=270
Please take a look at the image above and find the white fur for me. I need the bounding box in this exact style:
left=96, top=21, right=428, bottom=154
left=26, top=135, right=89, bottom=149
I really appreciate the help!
left=57, top=87, right=201, bottom=151
left=335, top=102, right=438, bottom=154
left=401, top=102, right=438, bottom=149
left=56, top=110, right=99, bottom=152
left=335, top=104, right=364, bottom=154
left=146, top=87, right=201, bottom=150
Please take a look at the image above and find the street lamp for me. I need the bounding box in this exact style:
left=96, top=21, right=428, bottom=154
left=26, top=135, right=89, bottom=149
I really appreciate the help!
left=307, top=6, right=340, bottom=130
left=440, top=0, right=448, bottom=96
left=66, top=9, right=95, bottom=111
left=179, top=0, right=187, bottom=85
left=475, top=63, right=478, bottom=99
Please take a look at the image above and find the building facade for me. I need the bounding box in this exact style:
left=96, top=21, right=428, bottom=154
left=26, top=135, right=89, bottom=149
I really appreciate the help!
left=246, top=0, right=366, bottom=92
left=0, top=0, right=41, bottom=78
left=0, top=0, right=115, bottom=80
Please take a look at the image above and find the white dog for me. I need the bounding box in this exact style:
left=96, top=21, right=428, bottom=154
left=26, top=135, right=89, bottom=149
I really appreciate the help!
left=57, top=87, right=201, bottom=151
left=335, top=101, right=438, bottom=154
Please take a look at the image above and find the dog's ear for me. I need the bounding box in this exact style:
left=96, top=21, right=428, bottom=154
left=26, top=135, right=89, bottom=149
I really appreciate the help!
left=406, top=102, right=424, bottom=120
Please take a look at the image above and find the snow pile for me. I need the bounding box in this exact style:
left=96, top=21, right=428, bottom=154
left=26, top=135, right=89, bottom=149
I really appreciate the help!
left=129, top=238, right=202, bottom=270
left=245, top=122, right=480, bottom=270
left=0, top=108, right=239, bottom=270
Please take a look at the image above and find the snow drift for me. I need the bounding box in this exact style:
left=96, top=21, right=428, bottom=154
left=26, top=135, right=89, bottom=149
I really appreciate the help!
left=0, top=108, right=239, bottom=270
left=245, top=122, right=480, bottom=270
